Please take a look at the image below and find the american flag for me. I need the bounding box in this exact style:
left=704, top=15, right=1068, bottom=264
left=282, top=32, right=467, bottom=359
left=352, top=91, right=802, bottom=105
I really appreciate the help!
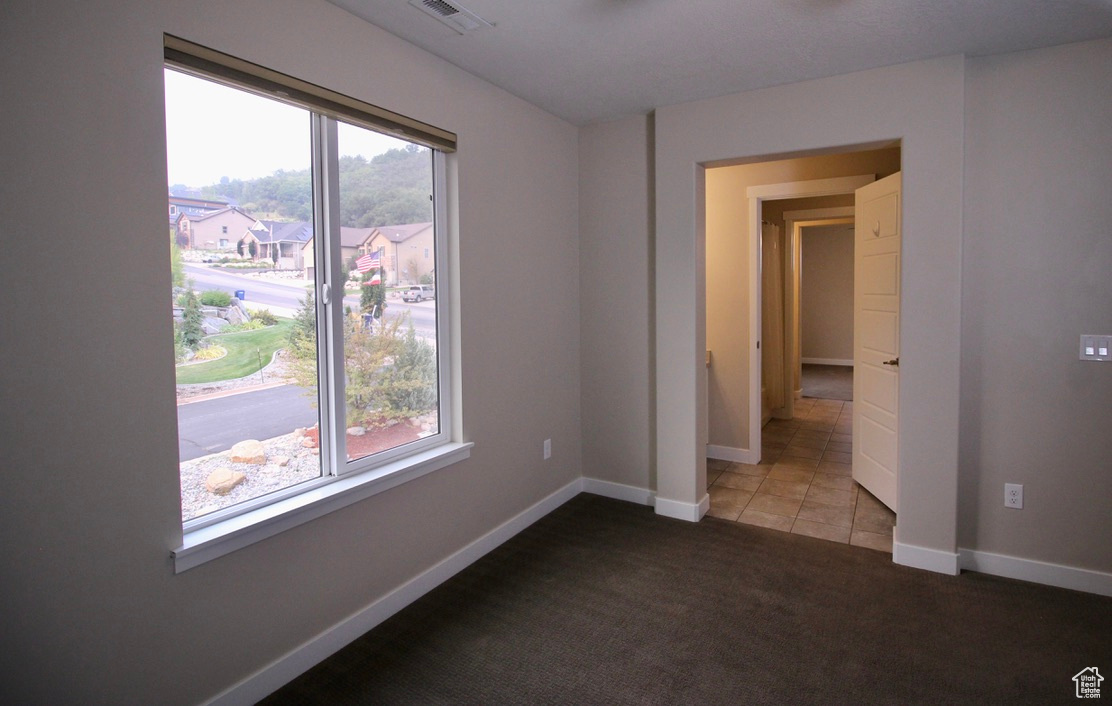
left=355, top=252, right=381, bottom=273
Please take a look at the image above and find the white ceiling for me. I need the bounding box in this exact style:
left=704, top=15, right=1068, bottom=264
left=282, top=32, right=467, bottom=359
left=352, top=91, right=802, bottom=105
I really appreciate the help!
left=327, top=0, right=1112, bottom=125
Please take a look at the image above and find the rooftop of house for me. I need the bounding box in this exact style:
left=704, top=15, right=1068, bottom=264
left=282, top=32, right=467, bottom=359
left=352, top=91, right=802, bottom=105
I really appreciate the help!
left=249, top=220, right=314, bottom=244
left=340, top=227, right=376, bottom=248
left=373, top=222, right=434, bottom=243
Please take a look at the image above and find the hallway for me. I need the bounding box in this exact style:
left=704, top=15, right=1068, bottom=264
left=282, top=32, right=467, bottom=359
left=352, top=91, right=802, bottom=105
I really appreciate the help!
left=707, top=398, right=896, bottom=551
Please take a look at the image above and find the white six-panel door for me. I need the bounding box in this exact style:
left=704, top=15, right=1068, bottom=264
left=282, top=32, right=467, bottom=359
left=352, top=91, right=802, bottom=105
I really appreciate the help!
left=853, top=172, right=901, bottom=512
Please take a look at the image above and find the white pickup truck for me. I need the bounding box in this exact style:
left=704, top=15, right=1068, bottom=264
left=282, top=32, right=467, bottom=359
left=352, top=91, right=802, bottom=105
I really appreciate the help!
left=401, top=285, right=436, bottom=302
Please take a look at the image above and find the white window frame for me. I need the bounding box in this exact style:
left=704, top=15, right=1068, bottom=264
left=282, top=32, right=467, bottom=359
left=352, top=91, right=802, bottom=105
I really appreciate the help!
left=168, top=38, right=469, bottom=573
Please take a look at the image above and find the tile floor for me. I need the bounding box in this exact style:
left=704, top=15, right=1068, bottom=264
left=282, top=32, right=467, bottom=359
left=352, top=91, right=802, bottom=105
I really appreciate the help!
left=707, top=397, right=896, bottom=552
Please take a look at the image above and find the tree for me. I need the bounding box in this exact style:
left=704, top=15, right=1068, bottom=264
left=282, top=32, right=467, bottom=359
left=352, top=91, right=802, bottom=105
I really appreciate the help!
left=193, top=144, right=433, bottom=229
left=237, top=239, right=245, bottom=257
left=286, top=291, right=319, bottom=398
left=170, top=234, right=185, bottom=289
left=405, top=256, right=421, bottom=285
left=360, top=268, right=386, bottom=318
left=271, top=244, right=279, bottom=268
left=288, top=290, right=316, bottom=356
left=380, top=324, right=438, bottom=417
left=248, top=240, right=257, bottom=258
left=179, top=289, right=204, bottom=350
left=343, top=315, right=403, bottom=424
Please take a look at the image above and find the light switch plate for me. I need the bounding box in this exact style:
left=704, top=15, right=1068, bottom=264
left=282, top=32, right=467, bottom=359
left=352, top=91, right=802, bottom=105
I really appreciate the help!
left=1079, top=335, right=1111, bottom=361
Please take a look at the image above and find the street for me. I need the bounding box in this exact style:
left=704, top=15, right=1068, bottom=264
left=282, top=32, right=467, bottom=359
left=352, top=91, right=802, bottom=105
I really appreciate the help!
left=184, top=264, right=437, bottom=337
left=177, top=384, right=318, bottom=461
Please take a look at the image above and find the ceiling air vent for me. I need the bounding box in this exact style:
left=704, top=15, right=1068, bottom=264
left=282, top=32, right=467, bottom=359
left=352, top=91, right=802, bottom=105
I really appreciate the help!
left=408, top=0, right=492, bottom=34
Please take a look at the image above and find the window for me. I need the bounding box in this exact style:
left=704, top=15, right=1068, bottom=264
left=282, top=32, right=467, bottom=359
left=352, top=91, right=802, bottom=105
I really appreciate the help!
left=221, top=225, right=228, bottom=234
left=165, top=37, right=466, bottom=569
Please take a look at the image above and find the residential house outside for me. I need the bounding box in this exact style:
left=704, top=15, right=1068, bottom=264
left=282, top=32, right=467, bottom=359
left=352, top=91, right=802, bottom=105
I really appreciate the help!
left=168, top=194, right=228, bottom=246
left=238, top=220, right=313, bottom=270
left=366, top=222, right=434, bottom=285
left=184, top=206, right=256, bottom=252
left=301, top=226, right=376, bottom=281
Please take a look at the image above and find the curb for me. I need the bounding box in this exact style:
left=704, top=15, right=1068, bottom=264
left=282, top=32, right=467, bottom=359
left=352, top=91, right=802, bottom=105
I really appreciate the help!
left=176, top=381, right=291, bottom=406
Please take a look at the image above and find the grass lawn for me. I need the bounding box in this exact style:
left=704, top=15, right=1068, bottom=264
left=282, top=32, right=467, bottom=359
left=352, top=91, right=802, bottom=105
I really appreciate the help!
left=176, top=319, right=294, bottom=385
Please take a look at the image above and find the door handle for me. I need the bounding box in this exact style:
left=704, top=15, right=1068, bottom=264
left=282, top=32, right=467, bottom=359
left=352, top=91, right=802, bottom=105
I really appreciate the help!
left=883, top=358, right=899, bottom=366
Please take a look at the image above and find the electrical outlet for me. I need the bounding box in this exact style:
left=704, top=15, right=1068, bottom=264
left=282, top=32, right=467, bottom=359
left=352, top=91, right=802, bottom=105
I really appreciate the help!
left=1004, top=483, right=1023, bottom=509
left=1079, top=334, right=1112, bottom=361
left=543, top=439, right=551, bottom=460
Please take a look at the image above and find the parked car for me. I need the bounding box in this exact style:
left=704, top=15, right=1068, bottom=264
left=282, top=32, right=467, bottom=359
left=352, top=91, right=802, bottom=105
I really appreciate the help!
left=402, top=284, right=435, bottom=302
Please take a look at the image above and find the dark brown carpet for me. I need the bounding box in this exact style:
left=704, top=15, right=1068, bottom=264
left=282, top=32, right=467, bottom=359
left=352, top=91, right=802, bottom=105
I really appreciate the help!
left=802, top=363, right=853, bottom=401
left=263, top=494, right=1111, bottom=705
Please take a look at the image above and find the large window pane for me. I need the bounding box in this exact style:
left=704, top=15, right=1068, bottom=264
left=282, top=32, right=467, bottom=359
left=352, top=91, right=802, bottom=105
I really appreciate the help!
left=166, top=47, right=451, bottom=533
left=336, top=121, right=440, bottom=465
left=166, top=68, right=322, bottom=522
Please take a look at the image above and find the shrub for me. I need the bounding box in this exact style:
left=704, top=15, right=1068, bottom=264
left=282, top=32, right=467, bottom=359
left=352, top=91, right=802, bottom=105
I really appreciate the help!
left=222, top=320, right=264, bottom=333
left=173, top=325, right=187, bottom=363
left=360, top=268, right=386, bottom=317
left=379, top=325, right=438, bottom=417
left=200, top=290, right=232, bottom=307
left=252, top=309, right=278, bottom=326
left=192, top=345, right=226, bottom=361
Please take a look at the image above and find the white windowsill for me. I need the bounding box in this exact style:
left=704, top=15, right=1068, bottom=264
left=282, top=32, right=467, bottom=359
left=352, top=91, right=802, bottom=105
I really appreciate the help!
left=172, top=441, right=473, bottom=573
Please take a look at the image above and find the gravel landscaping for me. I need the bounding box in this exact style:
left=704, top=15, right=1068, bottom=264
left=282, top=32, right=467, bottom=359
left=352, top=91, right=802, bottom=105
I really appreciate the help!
left=180, top=430, right=321, bottom=522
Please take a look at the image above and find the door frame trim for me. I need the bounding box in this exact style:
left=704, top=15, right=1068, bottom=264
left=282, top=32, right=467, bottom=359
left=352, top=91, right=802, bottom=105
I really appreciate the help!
left=744, top=175, right=874, bottom=461
left=783, top=207, right=856, bottom=414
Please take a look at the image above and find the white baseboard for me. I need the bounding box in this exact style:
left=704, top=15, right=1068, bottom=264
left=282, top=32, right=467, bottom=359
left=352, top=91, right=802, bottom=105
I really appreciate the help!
left=893, top=538, right=960, bottom=575
left=802, top=357, right=853, bottom=366
left=581, top=477, right=655, bottom=506
left=655, top=493, right=710, bottom=522
left=959, top=548, right=1112, bottom=597
left=707, top=444, right=759, bottom=465
left=206, top=479, right=582, bottom=706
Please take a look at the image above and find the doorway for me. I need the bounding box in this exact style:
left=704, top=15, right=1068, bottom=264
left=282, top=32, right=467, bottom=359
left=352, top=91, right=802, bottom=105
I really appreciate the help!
left=793, top=217, right=855, bottom=401
left=703, top=149, right=900, bottom=549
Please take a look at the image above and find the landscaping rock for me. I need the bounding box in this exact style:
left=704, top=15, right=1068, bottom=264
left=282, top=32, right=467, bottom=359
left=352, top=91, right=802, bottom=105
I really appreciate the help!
left=271, top=455, right=290, bottom=467
left=205, top=468, right=246, bottom=495
left=301, top=437, right=318, bottom=449
left=229, top=439, right=266, bottom=464
left=347, top=426, right=366, bottom=436
left=202, top=316, right=229, bottom=335
left=222, top=305, right=248, bottom=326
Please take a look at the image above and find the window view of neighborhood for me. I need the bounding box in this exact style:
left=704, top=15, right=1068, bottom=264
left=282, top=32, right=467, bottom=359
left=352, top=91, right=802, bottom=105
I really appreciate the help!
left=167, top=68, right=440, bottom=523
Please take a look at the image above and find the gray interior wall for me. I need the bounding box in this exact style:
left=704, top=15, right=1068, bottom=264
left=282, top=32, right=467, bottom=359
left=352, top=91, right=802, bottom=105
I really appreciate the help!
left=0, top=1, right=580, bottom=703
left=959, top=38, right=1112, bottom=571
left=579, top=115, right=655, bottom=490
left=654, top=56, right=966, bottom=554
left=801, top=226, right=855, bottom=362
